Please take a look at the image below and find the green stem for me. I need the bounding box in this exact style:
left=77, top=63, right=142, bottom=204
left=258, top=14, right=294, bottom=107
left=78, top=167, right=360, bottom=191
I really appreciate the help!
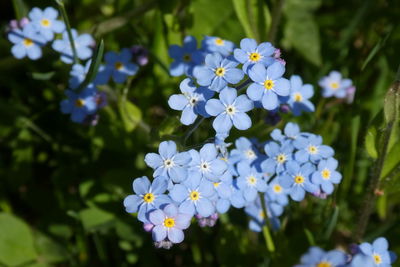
left=259, top=193, right=276, bottom=253
left=183, top=117, right=205, bottom=146
left=237, top=78, right=251, bottom=94
left=56, top=0, right=79, bottom=64
left=267, top=0, right=285, bottom=45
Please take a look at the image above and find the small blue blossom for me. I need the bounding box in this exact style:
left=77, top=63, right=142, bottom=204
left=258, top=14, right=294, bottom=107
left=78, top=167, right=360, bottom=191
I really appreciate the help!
left=247, top=62, right=290, bottom=110
left=201, top=36, right=234, bottom=57
left=123, top=176, right=172, bottom=223
left=311, top=157, right=342, bottom=194
left=169, top=175, right=215, bottom=217
left=52, top=29, right=94, bottom=64
left=319, top=71, right=353, bottom=99
left=348, top=254, right=374, bottom=267
left=293, top=134, right=334, bottom=164
left=188, top=143, right=228, bottom=182
left=261, top=141, right=294, bottom=174
left=278, top=161, right=317, bottom=201
left=168, top=36, right=204, bottom=76
left=233, top=38, right=275, bottom=74
left=100, top=48, right=139, bottom=83
left=230, top=137, right=259, bottom=164
left=144, top=141, right=191, bottom=183
left=236, top=161, right=267, bottom=202
left=359, top=237, right=397, bottom=267
left=194, top=53, right=244, bottom=92
left=60, top=86, right=98, bottom=123
left=265, top=178, right=289, bottom=206
left=244, top=196, right=282, bottom=232
left=212, top=171, right=233, bottom=213
left=28, top=7, right=65, bottom=41
left=295, top=247, right=347, bottom=267
left=148, top=203, right=192, bottom=244
left=168, top=78, right=214, bottom=125
left=205, top=87, right=253, bottom=133
left=287, top=75, right=315, bottom=116
left=270, top=122, right=301, bottom=144
left=8, top=24, right=46, bottom=60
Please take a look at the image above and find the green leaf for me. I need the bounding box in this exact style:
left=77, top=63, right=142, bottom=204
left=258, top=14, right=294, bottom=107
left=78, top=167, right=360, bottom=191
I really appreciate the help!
left=323, top=206, right=339, bottom=240
left=380, top=140, right=400, bottom=179
left=34, top=232, right=69, bottom=264
left=0, top=213, right=38, bottom=266
left=232, top=0, right=256, bottom=39
left=119, top=100, right=142, bottom=132
left=76, top=39, right=105, bottom=91
left=364, top=110, right=384, bottom=159
left=79, top=207, right=115, bottom=232
left=12, top=0, right=28, bottom=20
left=383, top=81, right=400, bottom=124
left=283, top=0, right=322, bottom=65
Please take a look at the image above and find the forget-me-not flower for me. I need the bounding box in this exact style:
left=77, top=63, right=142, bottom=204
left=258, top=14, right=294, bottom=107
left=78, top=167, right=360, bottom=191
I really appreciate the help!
left=148, top=204, right=192, bottom=244
left=359, top=237, right=397, bottom=266
left=52, top=29, right=94, bottom=64
left=123, top=176, right=171, bottom=223
left=294, top=134, right=334, bottom=164
left=311, top=157, right=342, bottom=194
left=101, top=48, right=139, bottom=83
left=205, top=87, right=253, bottom=133
left=230, top=137, right=259, bottom=164
left=247, top=62, right=290, bottom=110
left=236, top=161, right=267, bottom=202
left=287, top=75, right=315, bottom=116
left=28, top=7, right=65, bottom=41
left=270, top=122, right=302, bottom=144
left=233, top=38, right=275, bottom=74
left=201, top=36, right=234, bottom=57
left=60, top=86, right=98, bottom=123
left=144, top=140, right=191, bottom=183
left=194, top=53, right=244, bottom=92
left=168, top=78, right=214, bottom=125
left=261, top=141, right=294, bottom=174
left=295, top=247, right=347, bottom=267
left=319, top=71, right=353, bottom=99
left=8, top=24, right=46, bottom=60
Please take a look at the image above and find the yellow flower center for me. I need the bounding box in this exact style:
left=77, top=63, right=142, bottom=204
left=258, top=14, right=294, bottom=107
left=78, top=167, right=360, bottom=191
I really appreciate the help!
left=41, top=19, right=51, bottom=27
left=276, top=154, right=286, bottom=163
left=259, top=211, right=265, bottom=219
left=143, top=193, right=155, bottom=203
left=294, top=175, right=305, bottom=184
left=226, top=105, right=236, bottom=115
left=114, top=62, right=124, bottom=70
left=316, top=261, right=332, bottom=267
left=215, top=38, right=224, bottom=46
left=294, top=93, right=303, bottom=102
left=249, top=52, right=261, bottom=62
left=23, top=38, right=33, bottom=47
left=330, top=82, right=339, bottom=89
left=190, top=190, right=200, bottom=201
left=183, top=54, right=191, bottom=62
left=373, top=253, right=382, bottom=264
left=308, top=145, right=318, bottom=154
left=247, top=176, right=257, bottom=185
left=163, top=218, right=175, bottom=228
left=213, top=182, right=221, bottom=188
left=321, top=169, right=331, bottom=180
left=264, top=80, right=274, bottom=90
left=75, top=99, right=85, bottom=107
left=273, top=184, right=282, bottom=193
left=215, top=67, right=226, bottom=77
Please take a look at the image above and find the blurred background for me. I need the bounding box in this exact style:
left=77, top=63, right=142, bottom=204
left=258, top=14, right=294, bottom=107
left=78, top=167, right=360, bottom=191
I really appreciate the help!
left=0, top=0, right=400, bottom=266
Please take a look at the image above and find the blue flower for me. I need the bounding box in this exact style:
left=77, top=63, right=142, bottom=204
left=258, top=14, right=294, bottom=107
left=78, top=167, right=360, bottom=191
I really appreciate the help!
left=233, top=38, right=275, bottom=74
left=28, top=7, right=65, bottom=41
left=348, top=254, right=374, bottom=267
left=101, top=48, right=139, bottom=83
left=194, top=53, right=244, bottom=92
left=278, top=161, right=317, bottom=201
left=359, top=237, right=397, bottom=266
left=265, top=178, right=289, bottom=206
left=270, top=122, right=301, bottom=144
left=236, top=161, right=267, bottom=202
left=212, top=171, right=233, bottom=213
left=261, top=141, right=294, bottom=174
left=8, top=24, right=46, bottom=60
left=148, top=204, right=192, bottom=244
left=60, top=86, right=98, bottom=123
left=287, top=75, right=315, bottom=116
left=188, top=143, right=228, bottom=182
left=169, top=175, right=215, bottom=217
left=293, top=134, right=334, bottom=163
left=68, top=60, right=92, bottom=89
left=311, top=157, right=342, bottom=194
left=205, top=88, right=253, bottom=133
left=296, top=247, right=347, bottom=267
left=168, top=78, right=214, bottom=125
left=123, top=176, right=172, bottom=223
left=201, top=36, right=234, bottom=57
left=244, top=196, right=282, bottom=232
left=168, top=36, right=204, bottom=76
left=230, top=137, right=259, bottom=164
left=319, top=71, right=353, bottom=99
left=52, top=29, right=94, bottom=64
left=144, top=141, right=191, bottom=183
left=247, top=62, right=290, bottom=110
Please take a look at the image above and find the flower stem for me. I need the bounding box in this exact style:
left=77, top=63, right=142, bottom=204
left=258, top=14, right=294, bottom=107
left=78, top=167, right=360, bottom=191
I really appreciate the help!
left=183, top=117, right=205, bottom=146
left=259, top=193, right=276, bottom=253
left=55, top=0, right=79, bottom=64
left=237, top=78, right=251, bottom=94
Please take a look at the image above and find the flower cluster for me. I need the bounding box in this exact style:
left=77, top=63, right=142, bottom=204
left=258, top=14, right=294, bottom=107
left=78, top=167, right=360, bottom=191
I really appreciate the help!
left=168, top=36, right=316, bottom=138
left=295, top=237, right=397, bottom=267
left=319, top=71, right=356, bottom=103
left=123, top=122, right=341, bottom=246
left=6, top=6, right=148, bottom=125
